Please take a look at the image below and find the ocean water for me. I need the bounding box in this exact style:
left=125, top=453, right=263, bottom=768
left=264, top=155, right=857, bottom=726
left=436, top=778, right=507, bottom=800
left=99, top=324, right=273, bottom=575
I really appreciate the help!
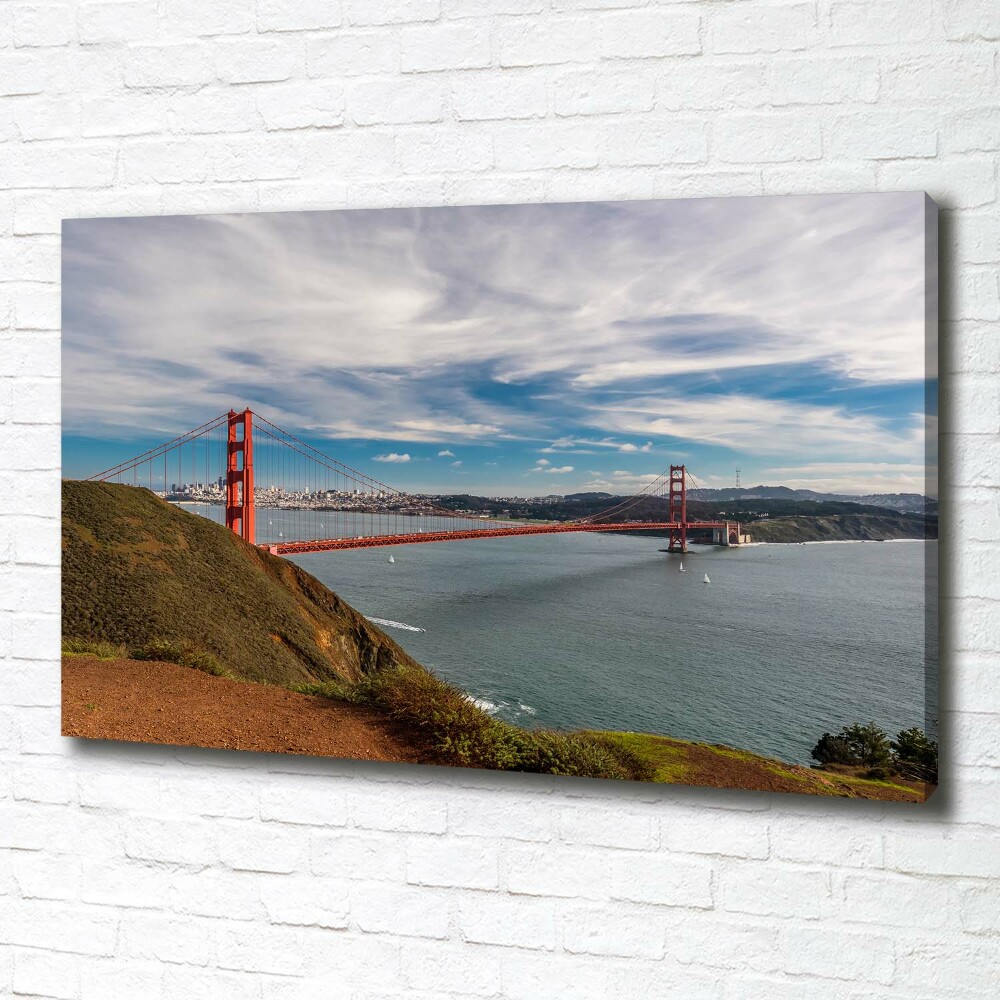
left=179, top=504, right=936, bottom=764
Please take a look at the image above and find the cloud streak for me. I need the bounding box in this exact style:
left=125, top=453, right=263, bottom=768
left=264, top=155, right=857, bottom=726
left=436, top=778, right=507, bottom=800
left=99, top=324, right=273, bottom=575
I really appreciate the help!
left=62, top=193, right=933, bottom=494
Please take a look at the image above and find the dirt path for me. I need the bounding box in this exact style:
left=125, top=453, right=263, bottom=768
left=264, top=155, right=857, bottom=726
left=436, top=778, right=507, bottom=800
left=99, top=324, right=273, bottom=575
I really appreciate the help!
left=62, top=656, right=424, bottom=763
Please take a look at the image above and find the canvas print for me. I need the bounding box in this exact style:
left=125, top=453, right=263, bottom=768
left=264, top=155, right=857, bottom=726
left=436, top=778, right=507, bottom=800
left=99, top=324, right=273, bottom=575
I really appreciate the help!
left=61, top=193, right=939, bottom=800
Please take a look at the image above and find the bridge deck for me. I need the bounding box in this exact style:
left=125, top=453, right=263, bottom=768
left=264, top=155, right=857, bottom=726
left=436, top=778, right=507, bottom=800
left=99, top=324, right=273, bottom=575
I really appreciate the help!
left=267, top=520, right=733, bottom=556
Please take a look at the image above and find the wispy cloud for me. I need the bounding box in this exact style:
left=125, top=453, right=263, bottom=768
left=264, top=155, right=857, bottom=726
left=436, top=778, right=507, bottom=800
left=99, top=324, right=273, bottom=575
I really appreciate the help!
left=62, top=193, right=932, bottom=494
left=373, top=452, right=411, bottom=464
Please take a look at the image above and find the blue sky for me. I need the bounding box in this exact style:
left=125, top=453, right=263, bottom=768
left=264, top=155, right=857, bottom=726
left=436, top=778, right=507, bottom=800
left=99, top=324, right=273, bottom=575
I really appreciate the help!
left=62, top=193, right=936, bottom=497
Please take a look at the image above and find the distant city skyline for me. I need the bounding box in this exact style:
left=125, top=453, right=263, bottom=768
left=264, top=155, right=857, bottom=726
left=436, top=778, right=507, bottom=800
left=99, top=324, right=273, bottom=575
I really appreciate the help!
left=62, top=193, right=936, bottom=497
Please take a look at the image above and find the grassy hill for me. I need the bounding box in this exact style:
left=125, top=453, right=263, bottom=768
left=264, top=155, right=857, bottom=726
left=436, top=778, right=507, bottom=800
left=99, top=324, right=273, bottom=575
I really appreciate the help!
left=62, top=480, right=420, bottom=686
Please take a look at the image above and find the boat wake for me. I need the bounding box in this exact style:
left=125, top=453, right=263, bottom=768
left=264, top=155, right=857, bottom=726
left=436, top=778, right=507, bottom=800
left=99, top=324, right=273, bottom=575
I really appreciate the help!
left=365, top=616, right=426, bottom=633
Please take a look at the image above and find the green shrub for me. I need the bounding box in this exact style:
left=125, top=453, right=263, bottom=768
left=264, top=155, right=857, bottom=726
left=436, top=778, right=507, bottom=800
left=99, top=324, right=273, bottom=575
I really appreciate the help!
left=346, top=663, right=651, bottom=781
left=62, top=637, right=128, bottom=659
left=132, top=638, right=232, bottom=678
left=290, top=680, right=352, bottom=701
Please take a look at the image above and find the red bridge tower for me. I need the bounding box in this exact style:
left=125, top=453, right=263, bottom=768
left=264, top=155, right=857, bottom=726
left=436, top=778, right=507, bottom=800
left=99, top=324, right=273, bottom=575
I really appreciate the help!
left=226, top=408, right=255, bottom=544
left=668, top=464, right=687, bottom=554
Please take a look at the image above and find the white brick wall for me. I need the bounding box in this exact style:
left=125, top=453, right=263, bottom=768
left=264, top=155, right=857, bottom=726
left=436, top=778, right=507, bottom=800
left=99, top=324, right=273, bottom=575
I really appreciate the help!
left=0, top=1, right=996, bottom=995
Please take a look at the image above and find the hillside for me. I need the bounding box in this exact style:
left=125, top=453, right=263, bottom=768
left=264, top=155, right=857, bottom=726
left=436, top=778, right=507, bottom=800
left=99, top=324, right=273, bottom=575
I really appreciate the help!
left=747, top=512, right=936, bottom=543
left=62, top=480, right=420, bottom=687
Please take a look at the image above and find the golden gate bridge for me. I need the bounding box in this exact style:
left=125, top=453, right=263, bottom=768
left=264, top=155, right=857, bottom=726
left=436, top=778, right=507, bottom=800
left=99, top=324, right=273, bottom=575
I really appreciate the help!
left=85, top=408, right=743, bottom=556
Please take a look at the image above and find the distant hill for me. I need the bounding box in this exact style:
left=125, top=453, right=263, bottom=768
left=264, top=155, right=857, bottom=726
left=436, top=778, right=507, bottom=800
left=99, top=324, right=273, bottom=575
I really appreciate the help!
left=62, top=480, right=419, bottom=686
left=687, top=486, right=936, bottom=514
left=432, top=491, right=936, bottom=539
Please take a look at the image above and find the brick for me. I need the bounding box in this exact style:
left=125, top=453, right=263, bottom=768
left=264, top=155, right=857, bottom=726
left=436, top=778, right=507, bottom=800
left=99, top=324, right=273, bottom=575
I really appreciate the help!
left=79, top=959, right=165, bottom=1000
left=459, top=892, right=557, bottom=950
left=558, top=805, right=658, bottom=850
left=307, top=30, right=398, bottom=77
left=121, top=912, right=216, bottom=966
left=401, top=941, right=502, bottom=996
left=960, top=883, right=1000, bottom=934
left=839, top=872, right=958, bottom=929
left=159, top=0, right=254, bottom=37
left=450, top=69, right=548, bottom=122
left=563, top=903, right=665, bottom=959
left=350, top=882, right=451, bottom=938
left=406, top=836, right=499, bottom=889
left=600, top=9, right=701, bottom=59
left=0, top=900, right=118, bottom=956
left=829, top=0, right=943, bottom=46
left=311, top=830, right=407, bottom=881
left=258, top=0, right=344, bottom=33
left=215, top=39, right=303, bottom=84
left=13, top=3, right=74, bottom=48
left=258, top=874, right=349, bottom=928
left=126, top=817, right=219, bottom=867
left=778, top=926, right=895, bottom=984
left=256, top=80, right=344, bottom=130
left=882, top=53, right=995, bottom=104
left=765, top=56, right=880, bottom=106
left=346, top=0, right=439, bottom=27
left=123, top=43, right=214, bottom=88
left=10, top=850, right=81, bottom=900
left=13, top=949, right=79, bottom=999
left=166, top=89, right=255, bottom=135
left=501, top=951, right=612, bottom=1000
left=443, top=0, right=546, bottom=15
left=218, top=821, right=308, bottom=873
left=895, top=939, right=1000, bottom=995
left=611, top=851, right=713, bottom=909
left=506, top=844, right=612, bottom=899
left=553, top=67, right=655, bottom=117
left=493, top=122, right=599, bottom=171
left=714, top=114, right=822, bottom=163
left=401, top=22, right=491, bottom=73
left=496, top=18, right=599, bottom=67
left=770, top=818, right=884, bottom=868
left=828, top=110, right=938, bottom=159
left=944, top=2, right=1000, bottom=40
left=396, top=128, right=493, bottom=173
left=659, top=61, right=769, bottom=113
left=710, top=4, right=814, bottom=53
left=347, top=77, right=444, bottom=126
left=78, top=2, right=158, bottom=44
left=170, top=868, right=262, bottom=920
left=216, top=923, right=304, bottom=976
left=603, top=117, right=707, bottom=166
left=720, top=864, right=830, bottom=919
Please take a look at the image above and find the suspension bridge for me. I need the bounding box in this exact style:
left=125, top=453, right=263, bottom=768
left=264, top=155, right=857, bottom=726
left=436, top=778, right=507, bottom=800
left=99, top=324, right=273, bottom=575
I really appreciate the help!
left=84, top=408, right=744, bottom=556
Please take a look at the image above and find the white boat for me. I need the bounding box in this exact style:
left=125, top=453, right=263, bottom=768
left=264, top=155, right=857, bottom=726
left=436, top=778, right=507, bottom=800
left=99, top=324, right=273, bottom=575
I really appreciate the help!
left=703, top=573, right=710, bottom=584
left=388, top=555, right=395, bottom=563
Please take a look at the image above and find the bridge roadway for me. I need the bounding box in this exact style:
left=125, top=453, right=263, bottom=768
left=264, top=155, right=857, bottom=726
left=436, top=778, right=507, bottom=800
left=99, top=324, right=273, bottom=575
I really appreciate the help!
left=265, top=520, right=732, bottom=556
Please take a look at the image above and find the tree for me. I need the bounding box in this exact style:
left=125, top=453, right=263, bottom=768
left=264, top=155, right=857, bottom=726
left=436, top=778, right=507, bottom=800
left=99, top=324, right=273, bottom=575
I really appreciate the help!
left=891, top=727, right=938, bottom=782
left=810, top=732, right=857, bottom=765
left=839, top=722, right=893, bottom=768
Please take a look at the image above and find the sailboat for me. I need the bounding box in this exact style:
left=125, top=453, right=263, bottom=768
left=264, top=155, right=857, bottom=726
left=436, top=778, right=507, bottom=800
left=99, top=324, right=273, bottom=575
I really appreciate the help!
left=679, top=562, right=685, bottom=573
left=703, top=573, right=711, bottom=584
left=387, top=555, right=395, bottom=564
